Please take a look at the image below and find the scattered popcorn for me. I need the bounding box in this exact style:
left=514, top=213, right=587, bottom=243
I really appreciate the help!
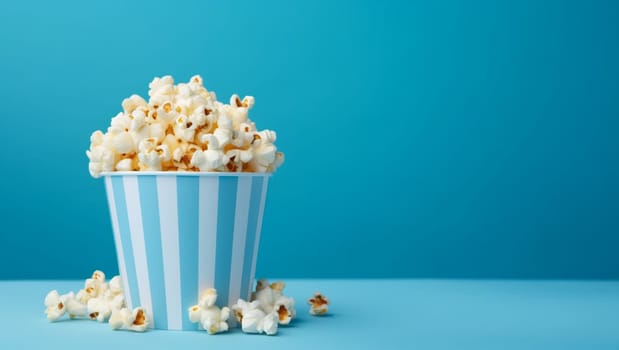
left=44, top=290, right=71, bottom=322
left=198, top=288, right=218, bottom=308
left=273, top=296, right=296, bottom=325
left=44, top=270, right=150, bottom=332
left=308, top=292, right=329, bottom=316
left=251, top=279, right=296, bottom=325
left=231, top=299, right=279, bottom=335
left=75, top=270, right=107, bottom=304
left=109, top=307, right=150, bottom=332
left=65, top=296, right=88, bottom=319
left=187, top=288, right=230, bottom=334
left=88, top=297, right=113, bottom=322
left=87, top=74, right=284, bottom=177
left=259, top=311, right=279, bottom=336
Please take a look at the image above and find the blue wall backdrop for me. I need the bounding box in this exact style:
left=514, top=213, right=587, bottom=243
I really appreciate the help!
left=0, top=0, right=617, bottom=279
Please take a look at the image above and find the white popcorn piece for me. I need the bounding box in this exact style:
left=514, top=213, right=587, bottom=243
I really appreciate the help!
left=232, top=279, right=296, bottom=334
left=115, top=158, right=134, bottom=171
left=191, top=149, right=224, bottom=172
left=200, top=306, right=230, bottom=335
left=225, top=94, right=254, bottom=125
left=308, top=292, right=329, bottom=316
left=88, top=297, right=112, bottom=322
left=224, top=149, right=253, bottom=172
left=273, top=296, right=295, bottom=325
left=76, top=278, right=103, bottom=303
left=122, top=95, right=148, bottom=114
left=213, top=118, right=233, bottom=148
left=148, top=76, right=175, bottom=100
left=188, top=305, right=203, bottom=324
left=128, top=307, right=150, bottom=332
left=107, top=276, right=123, bottom=296
left=199, top=288, right=218, bottom=308
left=44, top=290, right=88, bottom=321
left=138, top=138, right=171, bottom=171
left=109, top=307, right=150, bottom=332
left=252, top=279, right=278, bottom=311
left=243, top=308, right=268, bottom=334
left=109, top=307, right=130, bottom=330
left=258, top=311, right=279, bottom=336
left=110, top=112, right=131, bottom=131
left=187, top=288, right=230, bottom=335
left=231, top=299, right=267, bottom=334
left=44, top=290, right=69, bottom=322
left=66, top=298, right=88, bottom=319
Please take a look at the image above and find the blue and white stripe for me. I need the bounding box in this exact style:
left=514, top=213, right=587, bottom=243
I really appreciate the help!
left=103, top=173, right=270, bottom=331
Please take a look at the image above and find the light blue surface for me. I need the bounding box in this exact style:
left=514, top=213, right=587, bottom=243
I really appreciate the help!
left=1, top=279, right=619, bottom=349
left=1, top=0, right=619, bottom=279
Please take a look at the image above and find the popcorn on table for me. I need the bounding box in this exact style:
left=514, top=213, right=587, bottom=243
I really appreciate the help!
left=308, top=292, right=329, bottom=316
left=187, top=288, right=230, bottom=334
left=87, top=74, right=284, bottom=177
left=251, top=279, right=296, bottom=325
left=231, top=299, right=278, bottom=335
left=109, top=307, right=150, bottom=332
left=44, top=270, right=150, bottom=332
left=229, top=279, right=297, bottom=335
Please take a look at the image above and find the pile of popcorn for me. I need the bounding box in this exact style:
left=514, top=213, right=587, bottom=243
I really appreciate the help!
left=45, top=272, right=329, bottom=335
left=44, top=270, right=149, bottom=332
left=187, top=279, right=296, bottom=335
left=86, top=75, right=284, bottom=177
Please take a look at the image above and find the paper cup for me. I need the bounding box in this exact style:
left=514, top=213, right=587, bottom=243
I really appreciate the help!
left=102, top=172, right=270, bottom=331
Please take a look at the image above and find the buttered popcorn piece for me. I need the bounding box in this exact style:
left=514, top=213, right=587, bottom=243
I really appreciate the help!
left=231, top=299, right=262, bottom=332
left=249, top=279, right=296, bottom=327
left=87, top=74, right=284, bottom=177
left=273, top=296, right=295, bottom=325
left=200, top=306, right=230, bottom=335
left=187, top=288, right=230, bottom=334
left=259, top=311, right=279, bottom=336
left=88, top=297, right=112, bottom=322
left=109, top=307, right=150, bottom=332
left=231, top=299, right=279, bottom=335
left=308, top=292, right=329, bottom=316
left=44, top=290, right=70, bottom=322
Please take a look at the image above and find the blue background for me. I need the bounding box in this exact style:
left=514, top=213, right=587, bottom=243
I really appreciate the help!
left=0, top=0, right=617, bottom=279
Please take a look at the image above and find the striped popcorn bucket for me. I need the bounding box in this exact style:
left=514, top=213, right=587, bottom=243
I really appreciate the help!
left=102, top=172, right=270, bottom=331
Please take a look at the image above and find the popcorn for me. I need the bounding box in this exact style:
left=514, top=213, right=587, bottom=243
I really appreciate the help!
left=231, top=299, right=279, bottom=335
left=200, top=306, right=230, bottom=335
left=45, top=270, right=131, bottom=328
left=87, top=74, right=284, bottom=177
left=107, top=276, right=123, bottom=296
left=44, top=290, right=88, bottom=321
left=308, top=292, right=329, bottom=316
left=251, top=279, right=295, bottom=324
left=122, top=95, right=148, bottom=114
left=187, top=288, right=230, bottom=335
left=259, top=311, right=279, bottom=336
left=76, top=274, right=106, bottom=304
left=115, top=158, right=134, bottom=171
left=88, top=297, right=112, bottom=322
left=109, top=307, right=150, bottom=332
left=199, top=288, right=218, bottom=308
left=137, top=138, right=171, bottom=171
left=273, top=296, right=295, bottom=325
left=44, top=290, right=70, bottom=322
left=65, top=296, right=88, bottom=318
